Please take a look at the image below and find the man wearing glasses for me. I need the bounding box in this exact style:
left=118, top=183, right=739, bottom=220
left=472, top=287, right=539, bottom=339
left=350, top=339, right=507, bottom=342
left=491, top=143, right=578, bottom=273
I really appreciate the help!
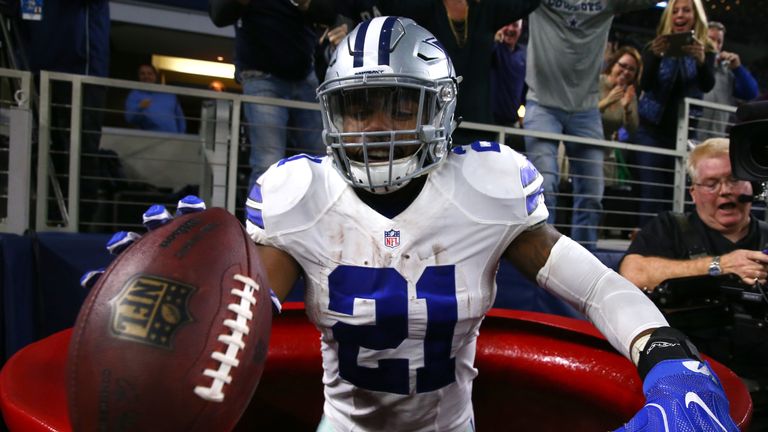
left=619, top=136, right=768, bottom=427
left=620, top=137, right=768, bottom=289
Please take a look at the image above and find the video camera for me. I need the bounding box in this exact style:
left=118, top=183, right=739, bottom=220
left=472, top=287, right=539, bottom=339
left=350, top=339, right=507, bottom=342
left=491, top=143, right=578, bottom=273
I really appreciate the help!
left=653, top=103, right=768, bottom=330
left=649, top=274, right=768, bottom=331
left=730, top=100, right=768, bottom=200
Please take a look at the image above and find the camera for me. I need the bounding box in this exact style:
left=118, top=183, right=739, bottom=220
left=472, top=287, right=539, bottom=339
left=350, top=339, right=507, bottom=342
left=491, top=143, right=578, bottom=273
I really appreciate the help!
left=729, top=101, right=768, bottom=185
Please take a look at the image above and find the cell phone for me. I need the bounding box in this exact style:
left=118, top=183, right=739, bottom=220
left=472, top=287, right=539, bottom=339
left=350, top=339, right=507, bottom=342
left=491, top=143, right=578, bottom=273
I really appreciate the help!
left=664, top=31, right=695, bottom=57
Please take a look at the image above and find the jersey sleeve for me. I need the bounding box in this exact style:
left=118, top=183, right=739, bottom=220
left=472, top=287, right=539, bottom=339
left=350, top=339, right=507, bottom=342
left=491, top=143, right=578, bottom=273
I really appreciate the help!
left=244, top=154, right=342, bottom=246
left=437, top=141, right=548, bottom=228
left=244, top=180, right=269, bottom=245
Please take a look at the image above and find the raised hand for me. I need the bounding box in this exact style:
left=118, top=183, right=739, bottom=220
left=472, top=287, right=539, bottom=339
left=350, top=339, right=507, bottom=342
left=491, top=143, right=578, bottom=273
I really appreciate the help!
left=718, top=51, right=741, bottom=69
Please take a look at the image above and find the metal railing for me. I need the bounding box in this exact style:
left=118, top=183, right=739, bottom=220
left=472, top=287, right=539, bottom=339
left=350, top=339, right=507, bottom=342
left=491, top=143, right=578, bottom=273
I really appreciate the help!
left=0, top=68, right=33, bottom=234
left=3, top=69, right=743, bottom=249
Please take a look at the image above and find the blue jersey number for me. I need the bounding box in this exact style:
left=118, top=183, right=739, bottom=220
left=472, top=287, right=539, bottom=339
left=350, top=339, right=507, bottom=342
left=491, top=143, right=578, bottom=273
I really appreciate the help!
left=328, top=265, right=458, bottom=394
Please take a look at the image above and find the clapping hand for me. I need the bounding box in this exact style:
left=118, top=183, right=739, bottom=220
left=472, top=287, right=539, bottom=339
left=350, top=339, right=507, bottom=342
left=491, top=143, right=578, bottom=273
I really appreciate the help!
left=621, top=85, right=635, bottom=110
left=605, top=85, right=626, bottom=106
left=325, top=24, right=349, bottom=48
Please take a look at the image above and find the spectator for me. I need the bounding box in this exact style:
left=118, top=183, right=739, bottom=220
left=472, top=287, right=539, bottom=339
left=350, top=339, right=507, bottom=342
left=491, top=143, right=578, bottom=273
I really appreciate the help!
left=632, top=0, right=716, bottom=227
left=620, top=138, right=764, bottom=291
left=522, top=0, right=658, bottom=250
left=698, top=21, right=760, bottom=139
left=244, top=17, right=738, bottom=431
left=375, top=0, right=540, bottom=144
left=124, top=64, right=186, bottom=134
left=17, top=0, right=109, bottom=162
left=599, top=46, right=641, bottom=142
left=491, top=20, right=526, bottom=124
left=599, top=46, right=641, bottom=187
left=313, top=1, right=381, bottom=82
left=619, top=137, right=768, bottom=426
left=208, top=0, right=328, bottom=189
left=17, top=0, right=110, bottom=230
left=209, top=80, right=227, bottom=92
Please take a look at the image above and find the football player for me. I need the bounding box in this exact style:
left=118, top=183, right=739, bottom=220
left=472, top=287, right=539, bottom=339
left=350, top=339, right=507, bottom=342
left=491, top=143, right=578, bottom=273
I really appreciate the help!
left=90, top=16, right=739, bottom=432
left=240, top=16, right=738, bottom=432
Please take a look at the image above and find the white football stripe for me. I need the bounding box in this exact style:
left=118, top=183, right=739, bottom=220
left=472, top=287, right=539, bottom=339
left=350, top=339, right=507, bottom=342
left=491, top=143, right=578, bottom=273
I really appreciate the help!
left=362, top=17, right=387, bottom=67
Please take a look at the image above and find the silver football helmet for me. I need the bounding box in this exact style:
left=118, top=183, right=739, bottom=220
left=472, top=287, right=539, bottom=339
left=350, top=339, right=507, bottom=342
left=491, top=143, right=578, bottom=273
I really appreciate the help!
left=317, top=16, right=459, bottom=194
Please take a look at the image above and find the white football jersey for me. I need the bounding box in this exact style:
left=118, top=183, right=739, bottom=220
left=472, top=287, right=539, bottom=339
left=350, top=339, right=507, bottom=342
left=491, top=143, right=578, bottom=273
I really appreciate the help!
left=246, top=142, right=547, bottom=432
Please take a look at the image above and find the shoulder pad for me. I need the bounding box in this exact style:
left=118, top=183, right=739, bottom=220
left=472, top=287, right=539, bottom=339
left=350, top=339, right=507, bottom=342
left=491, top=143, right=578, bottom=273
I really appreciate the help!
left=437, top=141, right=547, bottom=224
left=245, top=155, right=344, bottom=241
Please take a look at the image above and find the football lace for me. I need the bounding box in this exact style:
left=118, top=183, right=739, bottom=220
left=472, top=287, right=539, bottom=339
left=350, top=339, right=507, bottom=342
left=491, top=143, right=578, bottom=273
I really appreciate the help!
left=193, top=274, right=259, bottom=402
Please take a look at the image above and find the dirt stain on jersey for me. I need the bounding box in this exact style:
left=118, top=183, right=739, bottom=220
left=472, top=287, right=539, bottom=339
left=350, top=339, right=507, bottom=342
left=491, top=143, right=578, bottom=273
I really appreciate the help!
left=431, top=244, right=447, bottom=265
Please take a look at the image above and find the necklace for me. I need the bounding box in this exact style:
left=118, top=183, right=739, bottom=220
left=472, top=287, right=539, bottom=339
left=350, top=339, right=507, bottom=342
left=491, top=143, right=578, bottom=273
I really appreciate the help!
left=445, top=1, right=468, bottom=48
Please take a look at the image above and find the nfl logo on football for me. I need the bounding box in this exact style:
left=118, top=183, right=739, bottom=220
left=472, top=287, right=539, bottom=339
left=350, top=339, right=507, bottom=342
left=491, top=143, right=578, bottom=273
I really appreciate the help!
left=384, top=229, right=400, bottom=248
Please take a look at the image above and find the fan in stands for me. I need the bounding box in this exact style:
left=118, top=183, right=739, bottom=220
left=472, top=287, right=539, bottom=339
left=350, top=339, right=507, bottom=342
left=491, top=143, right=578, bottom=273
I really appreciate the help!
left=67, top=200, right=273, bottom=432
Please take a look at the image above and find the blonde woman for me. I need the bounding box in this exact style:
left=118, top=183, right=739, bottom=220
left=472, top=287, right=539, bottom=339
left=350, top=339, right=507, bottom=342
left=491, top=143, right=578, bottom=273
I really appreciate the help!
left=632, top=0, right=717, bottom=226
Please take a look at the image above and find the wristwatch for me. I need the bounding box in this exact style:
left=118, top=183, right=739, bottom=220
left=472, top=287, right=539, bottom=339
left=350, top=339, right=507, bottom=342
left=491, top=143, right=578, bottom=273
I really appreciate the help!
left=708, top=256, right=722, bottom=276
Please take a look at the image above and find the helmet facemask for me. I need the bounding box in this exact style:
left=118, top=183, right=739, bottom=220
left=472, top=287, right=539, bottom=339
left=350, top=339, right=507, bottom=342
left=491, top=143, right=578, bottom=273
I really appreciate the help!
left=319, top=76, right=456, bottom=194
left=317, top=16, right=458, bottom=194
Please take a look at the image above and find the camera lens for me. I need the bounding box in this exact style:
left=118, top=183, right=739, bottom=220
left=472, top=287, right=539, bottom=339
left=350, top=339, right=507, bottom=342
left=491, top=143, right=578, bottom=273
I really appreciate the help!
left=751, top=140, right=768, bottom=168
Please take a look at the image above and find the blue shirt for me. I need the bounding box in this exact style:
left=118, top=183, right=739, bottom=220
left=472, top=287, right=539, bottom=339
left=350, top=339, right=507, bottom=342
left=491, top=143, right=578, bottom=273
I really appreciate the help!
left=125, top=90, right=186, bottom=134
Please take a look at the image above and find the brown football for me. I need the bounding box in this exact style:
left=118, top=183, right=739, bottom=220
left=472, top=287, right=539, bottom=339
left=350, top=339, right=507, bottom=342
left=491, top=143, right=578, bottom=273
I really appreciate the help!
left=67, top=207, right=272, bottom=432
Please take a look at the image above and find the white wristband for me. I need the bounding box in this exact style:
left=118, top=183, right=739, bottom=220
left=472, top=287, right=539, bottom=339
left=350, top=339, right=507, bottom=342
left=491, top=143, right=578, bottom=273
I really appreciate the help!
left=631, top=334, right=651, bottom=366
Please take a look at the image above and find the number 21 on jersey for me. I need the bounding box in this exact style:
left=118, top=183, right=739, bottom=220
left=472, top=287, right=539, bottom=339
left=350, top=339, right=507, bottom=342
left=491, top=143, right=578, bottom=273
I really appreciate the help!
left=328, top=265, right=458, bottom=394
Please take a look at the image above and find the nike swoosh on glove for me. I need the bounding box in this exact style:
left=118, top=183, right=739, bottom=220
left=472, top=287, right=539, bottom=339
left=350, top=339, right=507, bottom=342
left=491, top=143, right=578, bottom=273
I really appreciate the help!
left=614, top=359, right=739, bottom=432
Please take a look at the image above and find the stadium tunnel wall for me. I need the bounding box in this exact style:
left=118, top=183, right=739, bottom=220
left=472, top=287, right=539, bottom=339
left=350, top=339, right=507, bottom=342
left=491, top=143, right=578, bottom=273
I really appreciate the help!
left=0, top=232, right=624, bottom=365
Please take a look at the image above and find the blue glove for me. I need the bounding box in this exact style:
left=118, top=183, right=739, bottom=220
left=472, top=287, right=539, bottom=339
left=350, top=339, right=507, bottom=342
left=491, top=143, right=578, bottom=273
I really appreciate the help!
left=615, top=359, right=739, bottom=432
left=79, top=195, right=284, bottom=312
left=79, top=195, right=207, bottom=289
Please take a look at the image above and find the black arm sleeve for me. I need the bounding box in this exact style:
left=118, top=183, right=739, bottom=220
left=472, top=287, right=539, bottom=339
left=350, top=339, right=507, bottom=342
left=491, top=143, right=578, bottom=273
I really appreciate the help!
left=209, top=0, right=247, bottom=27
left=487, top=0, right=540, bottom=34
left=697, top=51, right=717, bottom=93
